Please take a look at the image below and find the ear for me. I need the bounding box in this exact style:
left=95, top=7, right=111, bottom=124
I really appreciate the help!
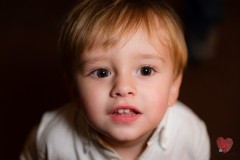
left=167, top=73, right=183, bottom=107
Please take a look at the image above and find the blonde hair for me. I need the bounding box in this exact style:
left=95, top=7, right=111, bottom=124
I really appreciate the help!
left=59, top=0, right=187, bottom=81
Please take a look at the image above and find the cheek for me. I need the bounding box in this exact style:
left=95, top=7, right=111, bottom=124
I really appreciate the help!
left=78, top=93, right=106, bottom=128
left=139, top=78, right=172, bottom=102
left=143, top=92, right=169, bottom=126
left=139, top=81, right=171, bottom=119
left=77, top=81, right=109, bottom=118
left=77, top=79, right=107, bottom=102
left=143, top=89, right=169, bottom=112
left=79, top=90, right=105, bottom=111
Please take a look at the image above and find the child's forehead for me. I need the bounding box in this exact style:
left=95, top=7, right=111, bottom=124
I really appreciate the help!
left=80, top=27, right=172, bottom=67
left=84, top=22, right=171, bottom=55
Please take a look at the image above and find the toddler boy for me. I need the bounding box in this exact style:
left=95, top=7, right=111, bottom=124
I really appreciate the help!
left=21, top=0, right=210, bottom=159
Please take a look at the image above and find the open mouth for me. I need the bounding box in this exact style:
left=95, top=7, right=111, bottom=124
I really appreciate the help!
left=112, top=108, right=140, bottom=116
left=109, top=106, right=141, bottom=123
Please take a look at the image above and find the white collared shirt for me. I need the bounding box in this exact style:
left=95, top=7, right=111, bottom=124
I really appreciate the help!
left=20, top=101, right=210, bottom=160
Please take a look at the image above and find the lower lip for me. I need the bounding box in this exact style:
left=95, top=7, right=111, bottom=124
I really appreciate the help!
left=110, top=114, right=141, bottom=123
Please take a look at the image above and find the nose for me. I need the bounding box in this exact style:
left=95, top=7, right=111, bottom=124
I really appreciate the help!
left=110, top=75, right=136, bottom=98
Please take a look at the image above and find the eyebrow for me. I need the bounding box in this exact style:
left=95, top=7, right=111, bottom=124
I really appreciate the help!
left=133, top=53, right=166, bottom=62
left=79, top=56, right=107, bottom=66
left=80, top=53, right=165, bottom=66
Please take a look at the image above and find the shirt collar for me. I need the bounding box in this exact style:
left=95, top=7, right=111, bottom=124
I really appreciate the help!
left=147, top=107, right=170, bottom=150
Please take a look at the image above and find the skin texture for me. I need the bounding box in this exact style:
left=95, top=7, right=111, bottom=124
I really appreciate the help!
left=75, top=28, right=182, bottom=160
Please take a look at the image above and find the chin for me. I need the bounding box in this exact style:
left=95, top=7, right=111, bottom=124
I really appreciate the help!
left=107, top=129, right=144, bottom=142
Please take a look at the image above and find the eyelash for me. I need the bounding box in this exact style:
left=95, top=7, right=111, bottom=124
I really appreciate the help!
left=136, top=66, right=156, bottom=76
left=90, top=68, right=111, bottom=78
left=89, top=66, right=157, bottom=78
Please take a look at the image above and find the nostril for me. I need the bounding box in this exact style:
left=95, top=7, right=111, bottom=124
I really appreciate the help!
left=128, top=91, right=134, bottom=95
left=112, top=91, right=134, bottom=97
left=116, top=93, right=121, bottom=96
left=110, top=83, right=136, bottom=97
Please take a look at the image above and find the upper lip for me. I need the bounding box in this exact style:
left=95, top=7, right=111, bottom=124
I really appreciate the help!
left=108, top=105, right=142, bottom=115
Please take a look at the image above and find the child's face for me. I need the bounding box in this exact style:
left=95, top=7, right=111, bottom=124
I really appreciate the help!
left=75, top=28, right=182, bottom=144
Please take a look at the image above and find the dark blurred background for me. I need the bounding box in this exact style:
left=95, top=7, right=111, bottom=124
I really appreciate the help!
left=1, top=0, right=239, bottom=159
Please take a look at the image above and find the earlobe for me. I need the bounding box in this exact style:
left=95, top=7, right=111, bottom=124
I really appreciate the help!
left=168, top=74, right=183, bottom=107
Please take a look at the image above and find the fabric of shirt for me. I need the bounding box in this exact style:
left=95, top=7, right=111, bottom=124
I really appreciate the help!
left=20, top=101, right=210, bottom=160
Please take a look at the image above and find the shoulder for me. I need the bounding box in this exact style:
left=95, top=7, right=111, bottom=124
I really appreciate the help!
left=168, top=101, right=204, bottom=126
left=164, top=101, right=210, bottom=159
left=37, top=103, right=78, bottom=139
left=20, top=103, right=84, bottom=160
left=166, top=101, right=209, bottom=140
left=35, top=103, right=89, bottom=158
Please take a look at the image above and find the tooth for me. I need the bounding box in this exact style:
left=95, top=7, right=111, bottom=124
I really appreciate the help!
left=124, top=109, right=130, bottom=113
left=118, top=109, right=123, bottom=113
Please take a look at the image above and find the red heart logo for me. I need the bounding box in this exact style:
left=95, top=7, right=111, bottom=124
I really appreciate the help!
left=216, top=137, right=233, bottom=153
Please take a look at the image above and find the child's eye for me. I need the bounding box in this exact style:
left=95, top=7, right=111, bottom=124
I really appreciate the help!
left=137, top=66, right=155, bottom=76
left=91, top=68, right=111, bottom=78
